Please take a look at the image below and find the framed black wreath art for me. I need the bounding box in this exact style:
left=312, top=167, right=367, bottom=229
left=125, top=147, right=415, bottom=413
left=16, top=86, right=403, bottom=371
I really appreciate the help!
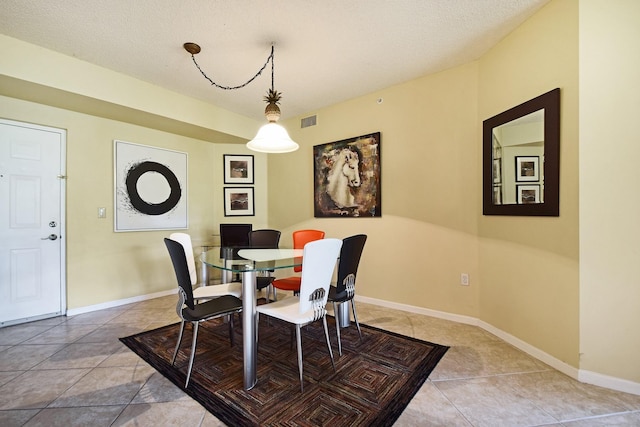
left=313, top=132, right=381, bottom=217
left=114, top=140, right=187, bottom=231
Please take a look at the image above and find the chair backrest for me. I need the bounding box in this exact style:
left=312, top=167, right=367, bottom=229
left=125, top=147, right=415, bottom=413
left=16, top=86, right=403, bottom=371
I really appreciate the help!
left=298, top=238, right=342, bottom=314
left=164, top=238, right=195, bottom=310
left=169, top=232, right=197, bottom=286
left=248, top=229, right=281, bottom=249
left=220, top=223, right=252, bottom=247
left=292, top=229, right=325, bottom=272
left=335, top=234, right=367, bottom=294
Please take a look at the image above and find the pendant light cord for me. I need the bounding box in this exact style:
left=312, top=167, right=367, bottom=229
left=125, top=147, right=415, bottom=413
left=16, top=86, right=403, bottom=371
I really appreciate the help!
left=188, top=45, right=275, bottom=91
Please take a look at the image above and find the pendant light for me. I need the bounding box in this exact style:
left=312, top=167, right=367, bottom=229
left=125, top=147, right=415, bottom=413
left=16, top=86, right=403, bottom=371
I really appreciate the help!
left=184, top=43, right=298, bottom=153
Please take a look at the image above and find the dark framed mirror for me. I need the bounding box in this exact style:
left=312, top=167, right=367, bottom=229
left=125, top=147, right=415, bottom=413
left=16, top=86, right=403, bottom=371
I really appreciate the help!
left=483, top=88, right=560, bottom=216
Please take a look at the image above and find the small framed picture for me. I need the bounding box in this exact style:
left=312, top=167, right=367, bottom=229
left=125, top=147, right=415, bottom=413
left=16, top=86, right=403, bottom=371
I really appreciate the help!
left=224, top=187, right=255, bottom=216
left=224, top=154, right=254, bottom=184
left=493, top=158, right=502, bottom=184
left=493, top=185, right=502, bottom=204
left=517, top=184, right=541, bottom=204
left=515, top=156, right=539, bottom=182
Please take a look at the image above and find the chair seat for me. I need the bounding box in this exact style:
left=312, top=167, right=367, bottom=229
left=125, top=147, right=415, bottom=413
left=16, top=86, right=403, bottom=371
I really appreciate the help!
left=193, top=282, right=242, bottom=299
left=181, top=294, right=242, bottom=322
left=272, top=276, right=301, bottom=291
left=256, top=296, right=318, bottom=325
left=328, top=284, right=350, bottom=303
left=256, top=276, right=275, bottom=291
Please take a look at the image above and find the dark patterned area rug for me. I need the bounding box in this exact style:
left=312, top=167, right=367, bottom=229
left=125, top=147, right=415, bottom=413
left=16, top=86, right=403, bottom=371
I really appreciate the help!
left=120, top=315, right=448, bottom=427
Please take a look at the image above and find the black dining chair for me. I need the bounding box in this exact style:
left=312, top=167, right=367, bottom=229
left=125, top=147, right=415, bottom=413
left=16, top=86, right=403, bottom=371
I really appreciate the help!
left=327, top=234, right=367, bottom=356
left=248, top=229, right=281, bottom=302
left=220, top=223, right=252, bottom=248
left=219, top=223, right=252, bottom=282
left=164, top=238, right=243, bottom=387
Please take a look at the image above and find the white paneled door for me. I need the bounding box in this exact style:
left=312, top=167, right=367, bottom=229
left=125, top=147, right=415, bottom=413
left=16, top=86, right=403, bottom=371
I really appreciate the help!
left=0, top=119, right=66, bottom=326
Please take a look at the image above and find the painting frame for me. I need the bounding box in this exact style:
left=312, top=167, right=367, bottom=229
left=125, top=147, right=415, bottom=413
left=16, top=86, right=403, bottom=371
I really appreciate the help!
left=113, top=140, right=188, bottom=232
left=517, top=184, right=541, bottom=204
left=313, top=132, right=381, bottom=218
left=223, top=187, right=255, bottom=217
left=515, top=156, right=539, bottom=182
left=224, top=154, right=254, bottom=184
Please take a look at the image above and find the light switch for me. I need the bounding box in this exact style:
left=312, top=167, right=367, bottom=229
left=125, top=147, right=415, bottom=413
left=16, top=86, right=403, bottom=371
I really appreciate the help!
left=98, top=207, right=106, bottom=218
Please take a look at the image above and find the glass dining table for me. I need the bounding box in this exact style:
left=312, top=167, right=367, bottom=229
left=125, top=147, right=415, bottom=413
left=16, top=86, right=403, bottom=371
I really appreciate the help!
left=200, top=247, right=303, bottom=390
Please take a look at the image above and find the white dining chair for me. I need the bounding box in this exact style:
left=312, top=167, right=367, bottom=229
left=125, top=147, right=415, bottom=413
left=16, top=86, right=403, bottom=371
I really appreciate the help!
left=169, top=232, right=242, bottom=299
left=255, top=238, right=343, bottom=392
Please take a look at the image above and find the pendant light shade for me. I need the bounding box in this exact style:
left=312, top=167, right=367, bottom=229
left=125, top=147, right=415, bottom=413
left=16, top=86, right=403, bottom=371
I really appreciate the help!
left=247, top=123, right=299, bottom=153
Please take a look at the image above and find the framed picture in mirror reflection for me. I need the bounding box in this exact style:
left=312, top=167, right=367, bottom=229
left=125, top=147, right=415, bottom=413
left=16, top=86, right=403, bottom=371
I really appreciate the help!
left=517, top=184, right=540, bottom=204
left=515, top=156, right=539, bottom=182
left=493, top=159, right=502, bottom=184
left=493, top=185, right=502, bottom=204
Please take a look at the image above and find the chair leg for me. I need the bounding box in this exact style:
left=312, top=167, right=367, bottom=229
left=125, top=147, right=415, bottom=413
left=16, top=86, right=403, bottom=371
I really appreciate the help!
left=171, top=320, right=186, bottom=365
left=322, top=316, right=336, bottom=372
left=228, top=313, right=235, bottom=346
left=333, top=301, right=343, bottom=356
left=350, top=299, right=363, bottom=340
left=295, top=324, right=304, bottom=392
left=185, top=321, right=200, bottom=388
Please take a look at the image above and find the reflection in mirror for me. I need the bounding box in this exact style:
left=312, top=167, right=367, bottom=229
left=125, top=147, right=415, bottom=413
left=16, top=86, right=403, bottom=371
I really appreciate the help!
left=492, top=110, right=544, bottom=205
left=483, top=88, right=560, bottom=216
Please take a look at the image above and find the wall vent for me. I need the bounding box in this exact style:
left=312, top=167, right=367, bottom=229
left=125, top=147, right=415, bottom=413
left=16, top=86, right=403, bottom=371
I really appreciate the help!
left=301, top=115, right=317, bottom=128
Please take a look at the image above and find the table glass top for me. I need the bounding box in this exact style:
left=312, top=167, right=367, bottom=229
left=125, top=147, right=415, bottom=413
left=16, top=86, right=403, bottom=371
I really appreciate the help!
left=201, top=247, right=303, bottom=272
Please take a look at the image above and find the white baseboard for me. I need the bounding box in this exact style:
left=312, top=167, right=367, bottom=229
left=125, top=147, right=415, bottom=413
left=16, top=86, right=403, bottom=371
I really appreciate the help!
left=66, top=289, right=175, bottom=316
left=355, top=295, right=640, bottom=396
left=477, top=319, right=579, bottom=379
left=579, top=370, right=640, bottom=396
left=356, top=295, right=479, bottom=326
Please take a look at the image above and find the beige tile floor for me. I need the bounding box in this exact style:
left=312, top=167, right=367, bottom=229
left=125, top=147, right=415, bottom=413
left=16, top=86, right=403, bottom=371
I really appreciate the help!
left=1, top=293, right=640, bottom=426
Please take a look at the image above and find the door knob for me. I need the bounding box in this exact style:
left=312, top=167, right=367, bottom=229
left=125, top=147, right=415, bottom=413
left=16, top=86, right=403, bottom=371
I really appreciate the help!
left=41, top=234, right=58, bottom=241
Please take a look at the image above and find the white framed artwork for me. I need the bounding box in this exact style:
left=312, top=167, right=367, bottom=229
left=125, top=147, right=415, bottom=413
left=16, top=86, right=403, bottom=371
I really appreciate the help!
left=114, top=140, right=188, bottom=231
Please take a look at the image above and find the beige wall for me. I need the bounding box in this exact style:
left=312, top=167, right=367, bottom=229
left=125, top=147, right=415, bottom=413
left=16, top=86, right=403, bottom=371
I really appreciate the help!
left=579, top=0, right=640, bottom=384
left=269, top=0, right=581, bottom=369
left=477, top=0, right=580, bottom=366
left=269, top=61, right=480, bottom=317
left=0, top=95, right=268, bottom=309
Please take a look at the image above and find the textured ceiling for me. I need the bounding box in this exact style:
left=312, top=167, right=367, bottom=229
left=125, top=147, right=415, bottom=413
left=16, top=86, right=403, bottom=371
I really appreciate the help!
left=0, top=0, right=550, bottom=121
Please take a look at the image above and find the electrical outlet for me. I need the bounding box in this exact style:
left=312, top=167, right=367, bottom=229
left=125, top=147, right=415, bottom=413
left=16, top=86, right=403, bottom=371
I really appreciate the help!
left=98, top=207, right=106, bottom=218
left=460, top=273, right=469, bottom=286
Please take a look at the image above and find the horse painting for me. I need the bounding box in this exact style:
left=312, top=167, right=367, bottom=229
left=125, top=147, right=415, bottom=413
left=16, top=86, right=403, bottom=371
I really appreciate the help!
left=325, top=148, right=361, bottom=208
left=313, top=133, right=381, bottom=218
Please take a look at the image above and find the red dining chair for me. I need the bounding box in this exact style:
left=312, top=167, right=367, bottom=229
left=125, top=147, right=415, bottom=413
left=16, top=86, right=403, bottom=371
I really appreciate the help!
left=271, top=229, right=325, bottom=300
